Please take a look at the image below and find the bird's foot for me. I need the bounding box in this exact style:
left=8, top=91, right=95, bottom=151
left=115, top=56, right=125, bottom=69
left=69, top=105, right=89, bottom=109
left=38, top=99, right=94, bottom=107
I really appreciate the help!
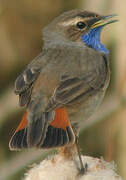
left=78, top=162, right=88, bottom=175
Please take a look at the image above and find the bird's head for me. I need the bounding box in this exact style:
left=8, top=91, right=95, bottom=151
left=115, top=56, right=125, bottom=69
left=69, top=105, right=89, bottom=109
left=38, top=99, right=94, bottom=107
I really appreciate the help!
left=43, top=10, right=118, bottom=54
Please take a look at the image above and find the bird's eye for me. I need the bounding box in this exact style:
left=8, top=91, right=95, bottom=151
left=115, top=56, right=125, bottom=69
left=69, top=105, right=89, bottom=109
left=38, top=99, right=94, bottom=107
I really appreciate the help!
left=95, top=14, right=99, bottom=18
left=76, top=21, right=86, bottom=29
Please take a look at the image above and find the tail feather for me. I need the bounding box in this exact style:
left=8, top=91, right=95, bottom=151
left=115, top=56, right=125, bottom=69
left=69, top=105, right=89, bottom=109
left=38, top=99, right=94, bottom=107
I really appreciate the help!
left=27, top=113, right=44, bottom=147
left=10, top=128, right=28, bottom=149
left=9, top=112, right=28, bottom=150
left=27, top=111, right=54, bottom=147
left=40, top=126, right=68, bottom=148
left=40, top=108, right=75, bottom=148
left=9, top=108, right=75, bottom=150
left=40, top=125, right=67, bottom=148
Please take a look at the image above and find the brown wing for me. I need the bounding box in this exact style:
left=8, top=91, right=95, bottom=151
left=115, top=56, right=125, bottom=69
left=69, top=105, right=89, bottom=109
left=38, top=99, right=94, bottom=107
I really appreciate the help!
left=46, top=58, right=108, bottom=111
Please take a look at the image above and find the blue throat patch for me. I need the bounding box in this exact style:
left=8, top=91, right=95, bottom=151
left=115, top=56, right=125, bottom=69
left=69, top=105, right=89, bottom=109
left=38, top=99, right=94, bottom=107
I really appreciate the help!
left=82, top=27, right=109, bottom=54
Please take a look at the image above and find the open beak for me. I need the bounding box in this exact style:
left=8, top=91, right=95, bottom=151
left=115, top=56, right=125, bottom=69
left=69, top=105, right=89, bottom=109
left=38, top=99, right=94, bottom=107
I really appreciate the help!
left=91, top=14, right=118, bottom=29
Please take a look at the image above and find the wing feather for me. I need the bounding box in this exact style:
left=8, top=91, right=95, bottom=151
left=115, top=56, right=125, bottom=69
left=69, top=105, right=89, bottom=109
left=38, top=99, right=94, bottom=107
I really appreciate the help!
left=46, top=69, right=107, bottom=111
left=14, top=53, right=43, bottom=106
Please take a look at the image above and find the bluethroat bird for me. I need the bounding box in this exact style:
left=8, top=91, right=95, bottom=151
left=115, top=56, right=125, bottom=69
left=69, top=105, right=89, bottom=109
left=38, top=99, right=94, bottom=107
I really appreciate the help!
left=9, top=9, right=117, bottom=173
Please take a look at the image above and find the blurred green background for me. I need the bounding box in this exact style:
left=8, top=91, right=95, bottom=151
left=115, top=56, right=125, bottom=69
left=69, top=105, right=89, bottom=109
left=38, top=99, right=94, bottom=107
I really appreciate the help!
left=0, top=0, right=126, bottom=179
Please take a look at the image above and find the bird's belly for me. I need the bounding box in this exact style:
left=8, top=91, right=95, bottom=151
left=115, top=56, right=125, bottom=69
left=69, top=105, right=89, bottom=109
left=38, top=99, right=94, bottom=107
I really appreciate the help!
left=67, top=90, right=105, bottom=126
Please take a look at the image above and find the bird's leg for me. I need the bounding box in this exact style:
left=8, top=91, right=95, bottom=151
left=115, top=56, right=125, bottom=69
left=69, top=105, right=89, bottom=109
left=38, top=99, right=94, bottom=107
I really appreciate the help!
left=75, top=136, right=88, bottom=175
left=58, top=137, right=88, bottom=175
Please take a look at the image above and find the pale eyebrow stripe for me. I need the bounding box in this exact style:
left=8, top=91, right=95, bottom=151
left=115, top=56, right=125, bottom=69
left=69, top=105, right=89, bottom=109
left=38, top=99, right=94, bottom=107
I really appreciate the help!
left=59, top=17, right=84, bottom=26
left=59, top=17, right=91, bottom=26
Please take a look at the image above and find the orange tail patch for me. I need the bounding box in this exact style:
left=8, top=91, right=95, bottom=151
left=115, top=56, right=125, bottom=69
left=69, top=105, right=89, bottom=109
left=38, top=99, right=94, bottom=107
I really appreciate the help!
left=41, top=107, right=75, bottom=148
left=50, top=108, right=70, bottom=130
left=16, top=111, right=28, bottom=132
